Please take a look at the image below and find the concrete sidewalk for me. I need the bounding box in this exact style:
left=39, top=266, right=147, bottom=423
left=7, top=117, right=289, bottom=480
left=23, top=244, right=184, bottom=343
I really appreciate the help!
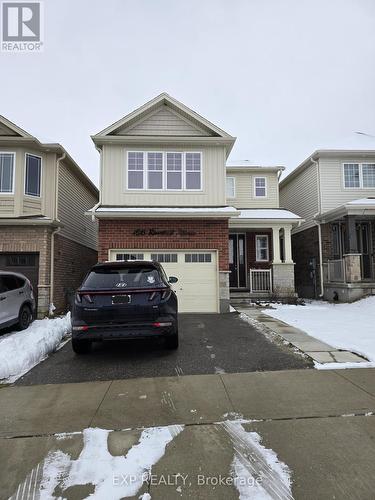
left=2, top=369, right=375, bottom=498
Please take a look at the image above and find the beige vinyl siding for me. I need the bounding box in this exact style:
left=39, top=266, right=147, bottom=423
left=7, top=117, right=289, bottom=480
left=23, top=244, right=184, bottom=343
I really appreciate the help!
left=280, top=163, right=319, bottom=232
left=58, top=162, right=98, bottom=250
left=0, top=147, right=56, bottom=218
left=319, top=155, right=375, bottom=213
left=101, top=144, right=226, bottom=207
left=117, top=107, right=208, bottom=136
left=226, top=170, right=279, bottom=208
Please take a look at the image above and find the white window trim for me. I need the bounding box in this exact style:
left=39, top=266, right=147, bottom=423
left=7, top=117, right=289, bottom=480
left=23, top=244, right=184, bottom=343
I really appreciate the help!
left=254, top=176, right=267, bottom=198
left=255, top=234, right=269, bottom=262
left=146, top=151, right=164, bottom=190
left=24, top=153, right=42, bottom=198
left=342, top=162, right=375, bottom=190
left=127, top=151, right=145, bottom=191
left=226, top=176, right=236, bottom=198
left=125, top=150, right=203, bottom=192
left=0, top=151, right=15, bottom=195
left=184, top=151, right=203, bottom=192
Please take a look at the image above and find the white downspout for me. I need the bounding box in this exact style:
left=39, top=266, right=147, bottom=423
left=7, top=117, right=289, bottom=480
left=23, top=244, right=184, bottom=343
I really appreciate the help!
left=49, top=152, right=66, bottom=315
left=311, top=156, right=324, bottom=297
left=90, top=145, right=102, bottom=220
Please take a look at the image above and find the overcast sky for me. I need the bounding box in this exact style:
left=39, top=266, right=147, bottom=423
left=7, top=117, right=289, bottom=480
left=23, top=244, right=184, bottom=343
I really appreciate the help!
left=1, top=0, right=375, bottom=186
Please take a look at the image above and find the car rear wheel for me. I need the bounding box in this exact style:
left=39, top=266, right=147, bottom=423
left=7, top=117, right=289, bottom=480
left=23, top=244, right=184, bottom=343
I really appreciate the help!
left=72, top=338, right=91, bottom=354
left=17, top=305, right=32, bottom=331
left=165, top=330, right=179, bottom=349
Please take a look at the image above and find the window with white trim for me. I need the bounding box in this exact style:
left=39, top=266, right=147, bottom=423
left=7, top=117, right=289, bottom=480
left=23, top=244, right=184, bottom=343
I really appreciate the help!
left=226, top=176, right=235, bottom=198
left=126, top=151, right=202, bottom=191
left=362, top=164, right=375, bottom=188
left=0, top=153, right=14, bottom=193
left=151, top=253, right=178, bottom=263
left=256, top=235, right=269, bottom=261
left=254, top=177, right=267, bottom=197
left=185, top=153, right=201, bottom=190
left=343, top=163, right=360, bottom=188
left=185, top=253, right=212, bottom=263
left=128, top=152, right=144, bottom=189
left=166, top=153, right=182, bottom=190
left=116, top=253, right=144, bottom=261
left=147, top=152, right=163, bottom=190
left=25, top=154, right=41, bottom=197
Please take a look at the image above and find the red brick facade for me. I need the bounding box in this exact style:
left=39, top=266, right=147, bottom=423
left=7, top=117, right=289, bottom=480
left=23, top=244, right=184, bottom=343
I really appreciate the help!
left=98, top=218, right=229, bottom=271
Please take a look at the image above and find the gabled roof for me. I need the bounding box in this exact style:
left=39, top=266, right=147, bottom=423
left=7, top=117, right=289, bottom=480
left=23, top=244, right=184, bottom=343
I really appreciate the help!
left=0, top=115, right=33, bottom=137
left=93, top=93, right=233, bottom=137
left=0, top=115, right=98, bottom=196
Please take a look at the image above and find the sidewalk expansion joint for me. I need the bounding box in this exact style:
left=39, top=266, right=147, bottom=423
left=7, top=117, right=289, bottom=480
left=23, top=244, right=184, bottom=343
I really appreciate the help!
left=2, top=412, right=375, bottom=441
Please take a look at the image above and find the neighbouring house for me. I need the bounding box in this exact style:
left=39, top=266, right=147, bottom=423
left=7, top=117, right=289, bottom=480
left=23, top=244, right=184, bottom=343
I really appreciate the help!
left=90, top=93, right=302, bottom=313
left=0, top=115, right=98, bottom=317
left=280, top=150, right=375, bottom=301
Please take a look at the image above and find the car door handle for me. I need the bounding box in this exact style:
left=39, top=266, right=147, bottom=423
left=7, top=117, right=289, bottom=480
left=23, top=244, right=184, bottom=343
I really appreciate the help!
left=19, top=290, right=24, bottom=295
left=0, top=296, right=6, bottom=301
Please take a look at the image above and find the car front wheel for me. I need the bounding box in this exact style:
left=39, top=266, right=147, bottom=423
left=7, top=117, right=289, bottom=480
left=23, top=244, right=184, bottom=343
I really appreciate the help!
left=72, top=338, right=91, bottom=354
left=18, top=305, right=32, bottom=330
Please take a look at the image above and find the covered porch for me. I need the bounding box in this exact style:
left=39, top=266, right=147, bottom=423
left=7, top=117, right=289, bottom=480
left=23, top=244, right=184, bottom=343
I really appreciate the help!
left=316, top=198, right=375, bottom=302
left=228, top=209, right=303, bottom=299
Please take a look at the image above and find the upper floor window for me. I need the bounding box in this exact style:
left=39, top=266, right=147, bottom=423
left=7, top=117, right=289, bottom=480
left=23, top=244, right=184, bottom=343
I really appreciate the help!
left=254, top=177, right=267, bottom=197
left=25, top=154, right=41, bottom=197
left=226, top=176, right=235, bottom=198
left=127, top=151, right=202, bottom=191
left=0, top=152, right=14, bottom=193
left=343, top=163, right=375, bottom=188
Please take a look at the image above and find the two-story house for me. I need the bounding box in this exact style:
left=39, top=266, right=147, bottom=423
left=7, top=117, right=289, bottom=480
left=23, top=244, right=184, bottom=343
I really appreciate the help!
left=0, top=115, right=98, bottom=317
left=90, top=93, right=302, bottom=313
left=280, top=150, right=375, bottom=301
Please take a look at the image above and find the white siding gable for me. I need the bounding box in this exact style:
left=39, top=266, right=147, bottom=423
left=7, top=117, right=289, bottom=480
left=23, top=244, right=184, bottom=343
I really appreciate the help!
left=115, top=105, right=211, bottom=137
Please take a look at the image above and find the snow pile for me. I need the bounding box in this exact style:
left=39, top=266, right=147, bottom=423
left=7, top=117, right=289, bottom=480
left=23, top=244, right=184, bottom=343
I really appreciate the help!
left=0, top=313, right=71, bottom=383
left=39, top=425, right=183, bottom=499
left=222, top=421, right=293, bottom=500
left=264, top=297, right=375, bottom=367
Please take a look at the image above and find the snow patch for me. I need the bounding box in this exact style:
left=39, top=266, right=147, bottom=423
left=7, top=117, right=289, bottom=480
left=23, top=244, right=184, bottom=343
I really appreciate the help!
left=223, top=421, right=293, bottom=500
left=38, top=425, right=183, bottom=499
left=264, top=298, right=375, bottom=368
left=0, top=313, right=71, bottom=383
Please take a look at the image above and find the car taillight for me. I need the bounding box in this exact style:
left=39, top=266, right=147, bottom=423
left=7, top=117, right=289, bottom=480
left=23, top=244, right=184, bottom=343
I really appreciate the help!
left=149, top=291, right=157, bottom=301
left=76, top=293, right=82, bottom=303
left=72, top=326, right=89, bottom=331
left=83, top=294, right=93, bottom=304
left=26, top=278, right=33, bottom=292
left=76, top=293, right=93, bottom=304
left=153, top=322, right=173, bottom=327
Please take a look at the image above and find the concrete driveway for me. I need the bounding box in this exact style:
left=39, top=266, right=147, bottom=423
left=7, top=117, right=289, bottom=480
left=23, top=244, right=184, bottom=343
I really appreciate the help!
left=16, top=312, right=311, bottom=385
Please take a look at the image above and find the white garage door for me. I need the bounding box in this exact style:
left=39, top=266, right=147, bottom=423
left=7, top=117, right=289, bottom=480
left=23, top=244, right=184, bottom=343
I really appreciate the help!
left=109, top=250, right=218, bottom=313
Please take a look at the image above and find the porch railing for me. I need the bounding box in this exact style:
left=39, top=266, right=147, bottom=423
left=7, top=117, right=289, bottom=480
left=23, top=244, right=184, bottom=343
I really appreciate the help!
left=327, top=259, right=346, bottom=283
left=250, top=269, right=272, bottom=293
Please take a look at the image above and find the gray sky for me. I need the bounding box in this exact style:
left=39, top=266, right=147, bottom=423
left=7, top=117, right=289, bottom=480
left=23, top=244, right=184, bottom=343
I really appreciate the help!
left=1, top=0, right=375, bottom=186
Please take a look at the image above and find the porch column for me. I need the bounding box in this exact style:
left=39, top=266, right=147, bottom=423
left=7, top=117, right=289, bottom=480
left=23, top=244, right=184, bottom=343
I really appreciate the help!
left=346, top=216, right=358, bottom=253
left=272, top=226, right=282, bottom=264
left=283, top=226, right=293, bottom=264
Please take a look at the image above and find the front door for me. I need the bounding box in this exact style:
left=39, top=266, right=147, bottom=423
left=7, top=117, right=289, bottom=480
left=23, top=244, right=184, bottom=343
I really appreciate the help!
left=229, top=234, right=246, bottom=288
left=356, top=223, right=372, bottom=279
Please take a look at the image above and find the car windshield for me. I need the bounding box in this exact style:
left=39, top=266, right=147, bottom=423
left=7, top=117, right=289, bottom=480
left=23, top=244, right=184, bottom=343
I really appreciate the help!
left=81, top=266, right=165, bottom=290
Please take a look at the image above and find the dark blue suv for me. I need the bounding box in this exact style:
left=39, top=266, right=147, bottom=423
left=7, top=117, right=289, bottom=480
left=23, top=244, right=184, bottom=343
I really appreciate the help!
left=71, top=261, right=178, bottom=354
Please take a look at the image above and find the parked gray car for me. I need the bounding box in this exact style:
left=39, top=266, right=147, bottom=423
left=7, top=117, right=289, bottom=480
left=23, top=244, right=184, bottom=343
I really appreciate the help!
left=0, top=271, right=36, bottom=330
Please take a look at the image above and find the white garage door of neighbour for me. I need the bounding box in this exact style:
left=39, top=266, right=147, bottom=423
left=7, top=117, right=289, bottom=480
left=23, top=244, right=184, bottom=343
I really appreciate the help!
left=110, top=250, right=218, bottom=313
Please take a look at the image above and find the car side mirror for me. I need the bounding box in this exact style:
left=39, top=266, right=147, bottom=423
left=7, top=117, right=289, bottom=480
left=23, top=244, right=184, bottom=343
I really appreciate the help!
left=168, top=276, right=178, bottom=284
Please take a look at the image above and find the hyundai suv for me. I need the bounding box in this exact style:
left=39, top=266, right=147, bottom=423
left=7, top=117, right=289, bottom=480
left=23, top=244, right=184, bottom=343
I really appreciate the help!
left=71, top=260, right=179, bottom=354
left=0, top=271, right=36, bottom=331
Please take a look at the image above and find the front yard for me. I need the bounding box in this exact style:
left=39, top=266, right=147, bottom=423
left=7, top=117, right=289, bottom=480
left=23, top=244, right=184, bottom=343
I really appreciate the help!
left=264, top=296, right=375, bottom=368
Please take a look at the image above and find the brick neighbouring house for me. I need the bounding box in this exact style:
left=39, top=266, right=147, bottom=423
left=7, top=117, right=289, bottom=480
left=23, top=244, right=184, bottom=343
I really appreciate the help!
left=90, top=93, right=302, bottom=312
left=0, top=115, right=98, bottom=317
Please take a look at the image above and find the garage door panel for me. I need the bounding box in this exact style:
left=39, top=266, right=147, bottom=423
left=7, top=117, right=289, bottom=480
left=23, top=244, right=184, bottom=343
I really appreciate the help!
left=110, top=250, right=218, bottom=313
